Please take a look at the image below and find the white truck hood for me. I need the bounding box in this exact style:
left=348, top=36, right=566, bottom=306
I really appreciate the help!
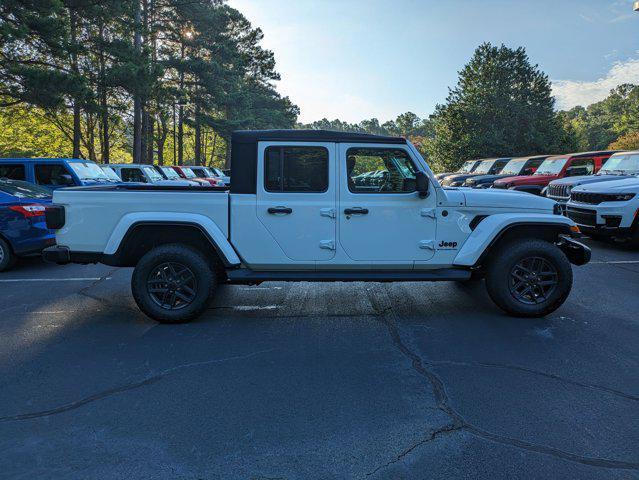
left=461, top=188, right=555, bottom=211
left=551, top=174, right=636, bottom=188
left=572, top=177, right=639, bottom=193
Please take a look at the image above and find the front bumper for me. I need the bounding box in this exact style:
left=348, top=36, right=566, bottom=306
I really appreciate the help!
left=566, top=202, right=638, bottom=240
left=557, top=236, right=591, bottom=266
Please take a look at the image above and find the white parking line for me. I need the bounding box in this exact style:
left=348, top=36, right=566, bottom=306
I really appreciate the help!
left=0, top=277, right=107, bottom=283
left=590, top=261, right=639, bottom=265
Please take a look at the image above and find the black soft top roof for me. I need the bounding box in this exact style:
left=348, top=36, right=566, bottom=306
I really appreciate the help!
left=232, top=129, right=406, bottom=145
left=230, top=130, right=407, bottom=194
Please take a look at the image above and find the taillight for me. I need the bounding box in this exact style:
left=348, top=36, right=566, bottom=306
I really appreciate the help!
left=8, top=204, right=46, bottom=218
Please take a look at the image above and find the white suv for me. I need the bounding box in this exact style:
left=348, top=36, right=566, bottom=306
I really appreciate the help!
left=567, top=177, right=639, bottom=246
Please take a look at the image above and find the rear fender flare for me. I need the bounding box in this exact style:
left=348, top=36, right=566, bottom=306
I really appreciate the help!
left=453, top=213, right=576, bottom=267
left=104, top=212, right=241, bottom=267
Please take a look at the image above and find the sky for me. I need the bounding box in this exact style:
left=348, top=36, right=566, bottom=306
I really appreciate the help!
left=227, top=0, right=639, bottom=123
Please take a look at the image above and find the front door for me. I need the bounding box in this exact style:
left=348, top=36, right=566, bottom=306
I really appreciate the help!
left=338, top=144, right=437, bottom=262
left=256, top=142, right=336, bottom=261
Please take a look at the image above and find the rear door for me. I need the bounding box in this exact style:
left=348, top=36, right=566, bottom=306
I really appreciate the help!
left=338, top=143, right=437, bottom=262
left=256, top=142, right=336, bottom=261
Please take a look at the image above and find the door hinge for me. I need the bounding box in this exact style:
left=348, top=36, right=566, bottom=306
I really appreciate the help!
left=420, top=208, right=436, bottom=219
left=419, top=240, right=435, bottom=251
left=319, top=240, right=336, bottom=250
left=320, top=208, right=336, bottom=219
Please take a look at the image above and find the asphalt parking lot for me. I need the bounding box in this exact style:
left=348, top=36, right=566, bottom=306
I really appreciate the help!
left=0, top=239, right=637, bottom=480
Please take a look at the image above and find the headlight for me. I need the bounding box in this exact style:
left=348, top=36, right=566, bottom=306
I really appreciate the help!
left=612, top=193, right=635, bottom=201
left=450, top=181, right=462, bottom=187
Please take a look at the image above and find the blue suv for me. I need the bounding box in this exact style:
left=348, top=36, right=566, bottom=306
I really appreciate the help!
left=0, top=179, right=55, bottom=271
left=0, top=158, right=117, bottom=190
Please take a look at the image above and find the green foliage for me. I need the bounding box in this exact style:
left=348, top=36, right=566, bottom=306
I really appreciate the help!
left=609, top=131, right=639, bottom=151
left=0, top=0, right=298, bottom=164
left=561, top=84, right=639, bottom=151
left=297, top=113, right=434, bottom=158
left=429, top=43, right=565, bottom=171
left=0, top=104, right=68, bottom=157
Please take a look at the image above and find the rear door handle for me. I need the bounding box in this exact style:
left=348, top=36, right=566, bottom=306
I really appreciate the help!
left=268, top=206, right=293, bottom=215
left=344, top=207, right=369, bottom=215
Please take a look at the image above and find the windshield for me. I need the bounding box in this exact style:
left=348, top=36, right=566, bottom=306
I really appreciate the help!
left=100, top=166, right=122, bottom=182
left=459, top=161, right=476, bottom=173
left=161, top=167, right=180, bottom=179
left=599, top=154, right=639, bottom=175
left=181, top=167, right=197, bottom=179
left=143, top=166, right=164, bottom=182
left=0, top=180, right=51, bottom=199
left=68, top=161, right=110, bottom=182
left=500, top=159, right=528, bottom=176
left=535, top=158, right=567, bottom=175
left=473, top=160, right=497, bottom=175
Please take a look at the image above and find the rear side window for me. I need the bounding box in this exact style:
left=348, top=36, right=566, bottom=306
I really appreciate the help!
left=0, top=164, right=26, bottom=180
left=35, top=164, right=72, bottom=186
left=120, top=168, right=146, bottom=183
left=265, top=146, right=329, bottom=193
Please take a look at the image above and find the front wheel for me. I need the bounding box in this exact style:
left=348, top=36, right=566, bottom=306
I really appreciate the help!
left=485, top=239, right=573, bottom=317
left=131, top=244, right=217, bottom=323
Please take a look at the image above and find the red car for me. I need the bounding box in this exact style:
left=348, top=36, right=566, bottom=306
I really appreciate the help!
left=170, top=166, right=223, bottom=186
left=493, top=150, right=619, bottom=195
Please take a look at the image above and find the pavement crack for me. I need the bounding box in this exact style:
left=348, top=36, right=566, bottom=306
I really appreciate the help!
left=429, top=360, right=639, bottom=402
left=365, top=284, right=639, bottom=473
left=365, top=423, right=461, bottom=477
left=0, top=349, right=274, bottom=423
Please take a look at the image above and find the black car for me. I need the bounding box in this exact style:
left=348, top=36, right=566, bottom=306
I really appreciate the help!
left=441, top=157, right=511, bottom=187
left=464, top=155, right=549, bottom=188
left=435, top=159, right=482, bottom=181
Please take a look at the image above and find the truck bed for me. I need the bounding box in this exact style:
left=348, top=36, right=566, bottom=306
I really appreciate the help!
left=52, top=185, right=230, bottom=254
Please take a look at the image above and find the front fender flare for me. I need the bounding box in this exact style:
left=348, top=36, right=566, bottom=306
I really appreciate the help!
left=104, top=212, right=241, bottom=267
left=453, top=213, right=576, bottom=267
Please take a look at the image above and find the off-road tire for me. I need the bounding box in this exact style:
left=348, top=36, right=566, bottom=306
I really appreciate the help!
left=485, top=239, right=572, bottom=317
left=0, top=238, right=16, bottom=272
left=131, top=244, right=216, bottom=323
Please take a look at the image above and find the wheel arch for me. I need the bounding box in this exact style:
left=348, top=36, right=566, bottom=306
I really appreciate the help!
left=104, top=220, right=241, bottom=269
left=453, top=215, right=575, bottom=268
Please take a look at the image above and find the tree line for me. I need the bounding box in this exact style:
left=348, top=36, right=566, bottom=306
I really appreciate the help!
left=0, top=0, right=298, bottom=167
left=300, top=43, right=639, bottom=172
left=2, top=11, right=637, bottom=173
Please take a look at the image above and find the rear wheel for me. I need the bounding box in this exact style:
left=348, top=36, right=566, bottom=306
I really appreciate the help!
left=0, top=238, right=16, bottom=272
left=131, top=244, right=217, bottom=323
left=485, top=239, right=572, bottom=317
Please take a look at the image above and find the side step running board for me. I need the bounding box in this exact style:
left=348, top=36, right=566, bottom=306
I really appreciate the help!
left=227, top=269, right=471, bottom=284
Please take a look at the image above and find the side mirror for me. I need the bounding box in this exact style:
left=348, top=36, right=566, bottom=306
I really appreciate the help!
left=415, top=171, right=430, bottom=198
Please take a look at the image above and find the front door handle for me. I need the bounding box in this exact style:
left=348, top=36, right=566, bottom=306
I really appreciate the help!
left=268, top=206, right=293, bottom=215
left=344, top=207, right=369, bottom=215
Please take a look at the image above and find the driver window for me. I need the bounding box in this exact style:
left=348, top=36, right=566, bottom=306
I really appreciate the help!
left=347, top=148, right=417, bottom=193
left=35, top=164, right=73, bottom=186
left=569, top=158, right=594, bottom=175
left=121, top=168, right=146, bottom=183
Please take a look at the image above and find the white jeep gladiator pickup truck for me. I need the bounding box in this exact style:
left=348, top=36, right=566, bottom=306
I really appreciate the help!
left=43, top=130, right=590, bottom=323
